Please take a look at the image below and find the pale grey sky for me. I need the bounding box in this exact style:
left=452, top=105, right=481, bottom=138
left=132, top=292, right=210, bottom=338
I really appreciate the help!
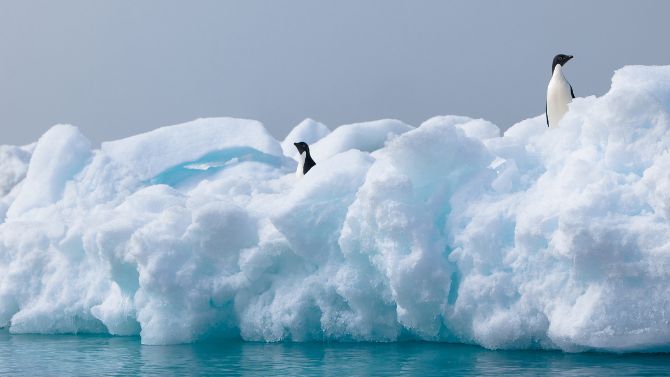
left=1, top=0, right=669, bottom=145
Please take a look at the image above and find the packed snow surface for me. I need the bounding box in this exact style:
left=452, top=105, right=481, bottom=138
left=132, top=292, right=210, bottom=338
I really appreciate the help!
left=2, top=66, right=670, bottom=352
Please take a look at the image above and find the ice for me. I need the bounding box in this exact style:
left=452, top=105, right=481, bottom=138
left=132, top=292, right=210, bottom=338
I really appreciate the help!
left=272, top=150, right=374, bottom=263
left=1, top=65, right=670, bottom=351
left=310, top=119, right=413, bottom=161
left=7, top=125, right=91, bottom=219
left=0, top=144, right=33, bottom=220
left=280, top=118, right=331, bottom=159
left=101, top=117, right=283, bottom=180
left=0, top=145, right=31, bottom=198
left=421, top=115, right=500, bottom=141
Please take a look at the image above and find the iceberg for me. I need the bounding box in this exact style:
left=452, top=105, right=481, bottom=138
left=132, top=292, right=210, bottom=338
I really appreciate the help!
left=1, top=66, right=670, bottom=351
left=280, top=118, right=331, bottom=159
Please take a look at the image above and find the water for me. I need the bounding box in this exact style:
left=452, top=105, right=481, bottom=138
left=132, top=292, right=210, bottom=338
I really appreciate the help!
left=2, top=330, right=670, bottom=376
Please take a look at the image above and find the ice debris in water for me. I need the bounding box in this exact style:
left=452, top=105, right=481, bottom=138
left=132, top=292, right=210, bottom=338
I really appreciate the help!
left=1, top=66, right=670, bottom=351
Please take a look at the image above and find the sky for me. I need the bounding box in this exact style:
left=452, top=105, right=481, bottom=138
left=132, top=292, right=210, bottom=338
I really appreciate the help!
left=1, top=0, right=670, bottom=145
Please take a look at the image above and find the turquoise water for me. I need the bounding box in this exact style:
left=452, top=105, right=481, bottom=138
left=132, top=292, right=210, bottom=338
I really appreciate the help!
left=2, top=330, right=670, bottom=376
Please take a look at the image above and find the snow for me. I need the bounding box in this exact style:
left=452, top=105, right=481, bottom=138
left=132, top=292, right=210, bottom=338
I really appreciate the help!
left=0, top=144, right=33, bottom=219
left=281, top=118, right=331, bottom=159
left=1, top=65, right=670, bottom=352
left=6, top=125, right=91, bottom=219
left=422, top=115, right=500, bottom=141
left=0, top=145, right=31, bottom=198
left=101, top=117, right=283, bottom=180
left=310, top=119, right=413, bottom=161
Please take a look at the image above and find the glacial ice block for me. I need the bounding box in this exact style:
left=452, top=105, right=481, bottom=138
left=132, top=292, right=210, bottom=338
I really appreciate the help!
left=6, top=124, right=91, bottom=219
left=0, top=66, right=670, bottom=351
left=101, top=117, right=283, bottom=180
left=310, top=119, right=413, bottom=161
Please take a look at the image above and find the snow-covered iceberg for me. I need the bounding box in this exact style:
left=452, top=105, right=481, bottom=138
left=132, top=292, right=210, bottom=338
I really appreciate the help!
left=1, top=66, right=670, bottom=352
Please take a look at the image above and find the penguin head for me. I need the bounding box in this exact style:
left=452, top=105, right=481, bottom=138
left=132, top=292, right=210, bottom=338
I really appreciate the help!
left=293, top=141, right=310, bottom=155
left=552, top=54, right=573, bottom=72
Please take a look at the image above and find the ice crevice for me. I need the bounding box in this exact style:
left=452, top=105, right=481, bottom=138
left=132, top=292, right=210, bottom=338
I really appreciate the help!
left=1, top=66, right=670, bottom=351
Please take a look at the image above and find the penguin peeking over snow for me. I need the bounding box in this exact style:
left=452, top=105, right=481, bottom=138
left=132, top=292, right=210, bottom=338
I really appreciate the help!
left=546, top=54, right=575, bottom=128
left=294, top=141, right=316, bottom=178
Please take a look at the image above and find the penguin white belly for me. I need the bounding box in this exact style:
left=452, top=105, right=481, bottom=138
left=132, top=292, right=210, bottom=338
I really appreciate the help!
left=296, top=151, right=306, bottom=178
left=547, top=72, right=573, bottom=128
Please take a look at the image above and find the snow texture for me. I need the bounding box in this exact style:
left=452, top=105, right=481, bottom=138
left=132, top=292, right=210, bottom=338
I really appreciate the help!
left=1, top=66, right=670, bottom=352
left=281, top=118, right=331, bottom=159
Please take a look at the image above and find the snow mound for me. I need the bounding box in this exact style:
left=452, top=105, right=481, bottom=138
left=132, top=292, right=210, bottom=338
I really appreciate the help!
left=102, top=117, right=282, bottom=180
left=0, top=144, right=33, bottom=219
left=1, top=66, right=670, bottom=352
left=281, top=118, right=331, bottom=158
left=310, top=119, right=413, bottom=161
left=0, top=145, right=31, bottom=198
left=7, top=125, right=91, bottom=219
left=421, top=115, right=500, bottom=140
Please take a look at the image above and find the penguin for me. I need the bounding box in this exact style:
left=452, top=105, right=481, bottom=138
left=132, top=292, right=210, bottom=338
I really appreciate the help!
left=294, top=142, right=316, bottom=178
left=546, top=54, right=575, bottom=127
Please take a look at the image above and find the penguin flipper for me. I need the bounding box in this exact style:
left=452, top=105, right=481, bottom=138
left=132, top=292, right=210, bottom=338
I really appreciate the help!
left=545, top=103, right=549, bottom=127
left=570, top=84, right=575, bottom=99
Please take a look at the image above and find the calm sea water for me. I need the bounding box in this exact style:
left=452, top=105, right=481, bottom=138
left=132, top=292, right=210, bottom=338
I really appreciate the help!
left=2, top=329, right=670, bottom=376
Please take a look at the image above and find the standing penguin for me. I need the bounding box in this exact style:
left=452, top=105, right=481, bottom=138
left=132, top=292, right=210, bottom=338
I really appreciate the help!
left=546, top=54, right=575, bottom=127
left=294, top=142, right=316, bottom=178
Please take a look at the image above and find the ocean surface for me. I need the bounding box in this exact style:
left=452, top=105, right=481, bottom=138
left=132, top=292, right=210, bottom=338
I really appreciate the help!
left=2, top=330, right=670, bottom=376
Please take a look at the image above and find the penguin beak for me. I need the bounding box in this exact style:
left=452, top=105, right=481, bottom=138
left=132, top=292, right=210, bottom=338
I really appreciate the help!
left=567, top=55, right=574, bottom=61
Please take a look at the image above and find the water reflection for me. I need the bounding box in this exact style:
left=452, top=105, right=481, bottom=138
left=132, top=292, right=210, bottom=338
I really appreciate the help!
left=2, top=330, right=670, bottom=376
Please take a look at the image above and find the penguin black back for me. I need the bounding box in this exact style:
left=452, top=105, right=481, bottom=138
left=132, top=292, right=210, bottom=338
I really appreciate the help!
left=294, top=142, right=316, bottom=175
